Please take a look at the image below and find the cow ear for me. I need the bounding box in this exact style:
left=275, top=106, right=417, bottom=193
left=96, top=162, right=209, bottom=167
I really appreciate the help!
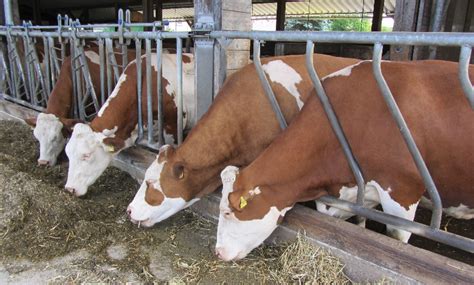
left=24, top=117, right=37, bottom=128
left=60, top=119, right=84, bottom=137
left=102, top=137, right=126, bottom=153
left=172, top=162, right=185, bottom=180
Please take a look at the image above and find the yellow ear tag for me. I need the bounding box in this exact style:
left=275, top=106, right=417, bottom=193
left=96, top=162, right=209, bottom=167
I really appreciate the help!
left=239, top=196, right=248, bottom=209
left=105, top=145, right=115, bottom=153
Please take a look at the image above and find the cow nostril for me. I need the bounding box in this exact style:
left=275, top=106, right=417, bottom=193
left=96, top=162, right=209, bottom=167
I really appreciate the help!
left=215, top=247, right=224, bottom=259
left=126, top=208, right=132, bottom=216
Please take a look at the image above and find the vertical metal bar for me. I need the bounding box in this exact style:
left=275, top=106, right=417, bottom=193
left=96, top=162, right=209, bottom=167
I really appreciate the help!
left=3, top=0, right=14, bottom=26
left=194, top=36, right=214, bottom=126
left=48, top=37, right=58, bottom=84
left=60, top=40, right=65, bottom=66
left=98, top=38, right=105, bottom=105
left=305, top=41, right=366, bottom=220
left=458, top=45, right=474, bottom=109
left=136, top=38, right=144, bottom=141
left=253, top=39, right=287, bottom=129
left=70, top=41, right=79, bottom=119
left=145, top=39, right=153, bottom=144
left=121, top=44, right=128, bottom=73
left=25, top=36, right=38, bottom=105
left=372, top=42, right=442, bottom=229
left=156, top=37, right=164, bottom=146
left=42, top=36, right=51, bottom=95
left=6, top=35, right=17, bottom=98
left=429, top=0, right=449, bottom=59
left=176, top=37, right=183, bottom=145
left=105, top=38, right=113, bottom=97
left=78, top=45, right=100, bottom=113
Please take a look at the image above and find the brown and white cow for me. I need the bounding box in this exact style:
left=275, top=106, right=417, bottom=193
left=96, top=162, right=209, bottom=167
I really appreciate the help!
left=25, top=47, right=134, bottom=166
left=216, top=60, right=474, bottom=261
left=64, top=53, right=194, bottom=196
left=127, top=54, right=361, bottom=226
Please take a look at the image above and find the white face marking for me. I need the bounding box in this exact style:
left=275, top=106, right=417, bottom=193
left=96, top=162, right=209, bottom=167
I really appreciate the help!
left=98, top=74, right=128, bottom=117
left=372, top=182, right=419, bottom=243
left=33, top=113, right=66, bottom=165
left=127, top=147, right=199, bottom=227
left=64, top=123, right=117, bottom=196
left=262, top=60, right=304, bottom=109
left=316, top=181, right=380, bottom=219
left=321, top=60, right=368, bottom=81
left=84, top=50, right=101, bottom=65
left=215, top=166, right=292, bottom=261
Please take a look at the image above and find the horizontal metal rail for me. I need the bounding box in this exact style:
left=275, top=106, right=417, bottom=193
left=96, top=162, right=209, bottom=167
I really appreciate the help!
left=0, top=30, right=190, bottom=40
left=318, top=195, right=474, bottom=253
left=0, top=93, right=46, bottom=112
left=210, top=31, right=474, bottom=46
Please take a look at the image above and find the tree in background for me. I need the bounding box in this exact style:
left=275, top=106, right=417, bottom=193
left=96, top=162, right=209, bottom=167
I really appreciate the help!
left=285, top=19, right=329, bottom=31
left=329, top=18, right=372, bottom=31
left=285, top=18, right=380, bottom=32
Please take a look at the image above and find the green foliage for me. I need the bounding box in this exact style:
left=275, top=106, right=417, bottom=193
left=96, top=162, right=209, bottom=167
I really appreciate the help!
left=285, top=19, right=328, bottom=31
left=285, top=18, right=373, bottom=32
left=329, top=18, right=372, bottom=31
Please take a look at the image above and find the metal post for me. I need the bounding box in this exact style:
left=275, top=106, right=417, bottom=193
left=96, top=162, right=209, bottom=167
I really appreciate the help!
left=176, top=37, right=183, bottom=145
left=373, top=42, right=442, bottom=229
left=458, top=45, right=474, bottom=109
left=156, top=37, right=164, bottom=145
left=193, top=0, right=216, bottom=126
left=42, top=36, right=51, bottom=94
left=135, top=39, right=144, bottom=142
left=105, top=38, right=113, bottom=96
left=3, top=0, right=13, bottom=26
left=145, top=38, right=153, bottom=144
left=306, top=41, right=366, bottom=226
left=429, top=0, right=450, bottom=59
left=253, top=39, right=287, bottom=129
left=98, top=38, right=105, bottom=104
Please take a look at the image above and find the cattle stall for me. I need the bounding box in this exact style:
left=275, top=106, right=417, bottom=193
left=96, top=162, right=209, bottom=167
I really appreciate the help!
left=0, top=1, right=473, bottom=283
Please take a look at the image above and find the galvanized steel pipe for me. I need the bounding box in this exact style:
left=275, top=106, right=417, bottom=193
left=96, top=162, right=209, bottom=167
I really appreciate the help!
left=372, top=43, right=442, bottom=229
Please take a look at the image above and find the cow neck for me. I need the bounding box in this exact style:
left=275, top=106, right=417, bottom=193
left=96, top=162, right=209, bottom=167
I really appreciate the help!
left=237, top=95, right=354, bottom=207
left=176, top=92, right=266, bottom=198
left=90, top=67, right=139, bottom=142
left=45, top=57, right=74, bottom=118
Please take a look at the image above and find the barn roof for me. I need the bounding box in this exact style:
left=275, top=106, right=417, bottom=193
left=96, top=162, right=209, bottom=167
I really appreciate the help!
left=19, top=0, right=397, bottom=21
left=164, top=0, right=397, bottom=21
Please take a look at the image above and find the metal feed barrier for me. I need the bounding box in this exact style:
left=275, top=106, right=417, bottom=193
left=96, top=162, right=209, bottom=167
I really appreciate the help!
left=210, top=30, right=473, bottom=253
left=0, top=10, right=190, bottom=147
left=0, top=11, right=473, bottom=254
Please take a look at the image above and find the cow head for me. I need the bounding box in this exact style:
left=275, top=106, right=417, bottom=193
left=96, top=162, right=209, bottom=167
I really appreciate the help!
left=26, top=113, right=81, bottom=166
left=127, top=145, right=200, bottom=227
left=65, top=123, right=124, bottom=196
left=215, top=166, right=292, bottom=261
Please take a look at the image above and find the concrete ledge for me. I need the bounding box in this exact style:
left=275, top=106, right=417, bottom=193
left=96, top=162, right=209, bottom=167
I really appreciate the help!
left=2, top=99, right=473, bottom=283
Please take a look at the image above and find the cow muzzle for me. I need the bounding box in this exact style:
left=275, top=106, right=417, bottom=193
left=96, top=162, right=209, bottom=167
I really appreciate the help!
left=37, top=159, right=50, bottom=166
